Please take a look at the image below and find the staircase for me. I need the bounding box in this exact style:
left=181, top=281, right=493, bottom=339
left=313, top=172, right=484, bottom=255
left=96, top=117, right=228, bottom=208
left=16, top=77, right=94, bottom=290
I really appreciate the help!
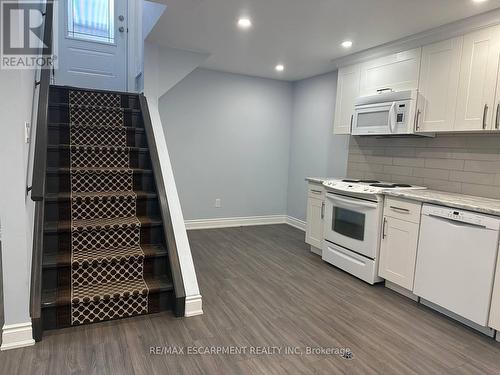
left=36, top=86, right=182, bottom=335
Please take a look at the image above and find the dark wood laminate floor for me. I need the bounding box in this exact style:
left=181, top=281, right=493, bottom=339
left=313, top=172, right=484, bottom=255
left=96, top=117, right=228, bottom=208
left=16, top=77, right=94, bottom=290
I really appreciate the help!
left=2, top=224, right=500, bottom=374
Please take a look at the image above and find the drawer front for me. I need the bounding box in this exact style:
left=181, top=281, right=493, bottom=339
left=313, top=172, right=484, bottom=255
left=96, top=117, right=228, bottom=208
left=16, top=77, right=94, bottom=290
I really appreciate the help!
left=384, top=197, right=421, bottom=223
left=308, top=184, right=325, bottom=199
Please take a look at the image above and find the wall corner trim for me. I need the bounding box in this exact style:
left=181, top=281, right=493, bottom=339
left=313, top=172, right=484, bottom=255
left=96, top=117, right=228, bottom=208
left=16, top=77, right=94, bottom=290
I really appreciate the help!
left=286, top=216, right=306, bottom=231
left=185, top=294, right=203, bottom=317
left=1, top=322, right=35, bottom=351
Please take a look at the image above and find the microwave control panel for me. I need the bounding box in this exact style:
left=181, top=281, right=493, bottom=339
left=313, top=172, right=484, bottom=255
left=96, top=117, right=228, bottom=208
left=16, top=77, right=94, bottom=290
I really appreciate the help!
left=396, top=103, right=407, bottom=123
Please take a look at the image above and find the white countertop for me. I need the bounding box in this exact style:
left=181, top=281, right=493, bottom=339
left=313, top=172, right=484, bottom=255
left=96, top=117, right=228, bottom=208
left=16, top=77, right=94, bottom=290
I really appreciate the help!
left=305, top=177, right=328, bottom=184
left=383, top=189, right=500, bottom=217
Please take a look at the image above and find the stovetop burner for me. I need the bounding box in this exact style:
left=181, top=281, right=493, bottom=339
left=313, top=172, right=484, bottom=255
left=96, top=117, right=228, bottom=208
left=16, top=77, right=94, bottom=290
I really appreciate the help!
left=370, top=183, right=413, bottom=188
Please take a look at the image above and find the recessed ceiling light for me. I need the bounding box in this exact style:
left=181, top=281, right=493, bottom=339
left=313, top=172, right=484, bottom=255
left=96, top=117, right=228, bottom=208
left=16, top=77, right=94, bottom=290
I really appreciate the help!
left=341, top=40, right=353, bottom=49
left=275, top=64, right=285, bottom=72
left=237, top=17, right=252, bottom=29
left=472, top=0, right=488, bottom=3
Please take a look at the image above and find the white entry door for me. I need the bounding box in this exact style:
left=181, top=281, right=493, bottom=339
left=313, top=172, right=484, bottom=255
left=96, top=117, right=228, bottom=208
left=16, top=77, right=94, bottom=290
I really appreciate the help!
left=56, top=0, right=128, bottom=91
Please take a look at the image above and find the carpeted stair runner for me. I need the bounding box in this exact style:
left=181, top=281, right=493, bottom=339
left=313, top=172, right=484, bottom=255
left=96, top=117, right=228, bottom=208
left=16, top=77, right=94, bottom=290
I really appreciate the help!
left=69, top=90, right=148, bottom=325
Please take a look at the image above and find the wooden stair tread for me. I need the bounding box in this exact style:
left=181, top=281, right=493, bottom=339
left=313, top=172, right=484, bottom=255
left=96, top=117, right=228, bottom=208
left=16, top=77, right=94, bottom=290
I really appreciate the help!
left=47, top=144, right=149, bottom=152
left=41, top=275, right=174, bottom=307
left=43, top=244, right=168, bottom=268
left=49, top=102, right=141, bottom=113
left=44, top=216, right=163, bottom=233
left=47, top=167, right=153, bottom=174
left=45, top=191, right=157, bottom=201
left=48, top=123, right=145, bottom=132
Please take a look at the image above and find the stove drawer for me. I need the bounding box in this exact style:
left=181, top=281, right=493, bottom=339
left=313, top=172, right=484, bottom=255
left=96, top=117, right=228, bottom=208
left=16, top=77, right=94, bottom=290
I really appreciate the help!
left=322, top=241, right=382, bottom=285
left=384, top=197, right=422, bottom=223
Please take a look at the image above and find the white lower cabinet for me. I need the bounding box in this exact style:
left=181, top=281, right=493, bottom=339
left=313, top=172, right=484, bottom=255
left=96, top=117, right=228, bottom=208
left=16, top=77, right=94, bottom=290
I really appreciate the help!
left=379, top=198, right=421, bottom=291
left=305, top=183, right=325, bottom=253
left=488, top=244, right=500, bottom=332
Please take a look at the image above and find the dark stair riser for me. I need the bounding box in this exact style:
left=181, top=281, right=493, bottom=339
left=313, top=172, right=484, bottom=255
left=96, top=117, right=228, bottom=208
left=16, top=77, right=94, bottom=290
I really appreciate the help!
left=48, top=125, right=148, bottom=148
left=46, top=170, right=156, bottom=195
left=47, top=147, right=152, bottom=170
left=42, top=255, right=170, bottom=291
left=43, top=225, right=165, bottom=254
left=48, top=105, right=144, bottom=128
left=49, top=86, right=140, bottom=110
left=44, top=195, right=161, bottom=222
left=41, top=289, right=174, bottom=330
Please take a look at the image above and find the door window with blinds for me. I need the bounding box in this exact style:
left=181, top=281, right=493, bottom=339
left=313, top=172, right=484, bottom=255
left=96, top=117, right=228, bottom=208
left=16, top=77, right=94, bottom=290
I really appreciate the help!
left=67, top=0, right=115, bottom=44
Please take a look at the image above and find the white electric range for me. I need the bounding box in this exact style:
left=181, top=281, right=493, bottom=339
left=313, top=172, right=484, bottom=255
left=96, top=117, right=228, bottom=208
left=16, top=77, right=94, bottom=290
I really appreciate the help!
left=321, top=178, right=426, bottom=284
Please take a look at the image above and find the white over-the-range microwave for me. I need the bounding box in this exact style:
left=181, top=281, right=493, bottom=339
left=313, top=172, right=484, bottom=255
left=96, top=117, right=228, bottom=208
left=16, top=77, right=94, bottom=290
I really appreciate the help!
left=351, top=89, right=433, bottom=136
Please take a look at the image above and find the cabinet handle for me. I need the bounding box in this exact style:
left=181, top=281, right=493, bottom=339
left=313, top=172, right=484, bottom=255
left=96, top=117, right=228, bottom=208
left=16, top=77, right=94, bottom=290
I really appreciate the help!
left=415, top=109, right=421, bottom=131
left=376, top=88, right=392, bottom=93
left=321, top=202, right=325, bottom=219
left=350, top=114, right=354, bottom=131
left=311, top=190, right=322, bottom=194
left=382, top=217, right=387, bottom=239
left=483, top=104, right=489, bottom=130
left=496, top=103, right=500, bottom=130
left=390, top=206, right=410, bottom=213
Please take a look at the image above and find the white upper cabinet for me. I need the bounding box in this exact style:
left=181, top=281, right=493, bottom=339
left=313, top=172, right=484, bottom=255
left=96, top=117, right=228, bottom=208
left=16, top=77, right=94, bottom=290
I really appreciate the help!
left=416, top=37, right=463, bottom=133
left=455, top=26, right=500, bottom=131
left=333, top=64, right=360, bottom=135
left=359, top=48, right=422, bottom=96
left=492, top=37, right=500, bottom=132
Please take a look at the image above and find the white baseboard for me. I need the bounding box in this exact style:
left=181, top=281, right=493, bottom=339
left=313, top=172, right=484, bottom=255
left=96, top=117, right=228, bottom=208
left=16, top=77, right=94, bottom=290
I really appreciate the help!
left=185, top=215, right=306, bottom=231
left=286, top=216, right=306, bottom=231
left=185, top=215, right=287, bottom=230
left=1, top=322, right=35, bottom=351
left=185, top=294, right=203, bottom=317
left=185, top=215, right=307, bottom=231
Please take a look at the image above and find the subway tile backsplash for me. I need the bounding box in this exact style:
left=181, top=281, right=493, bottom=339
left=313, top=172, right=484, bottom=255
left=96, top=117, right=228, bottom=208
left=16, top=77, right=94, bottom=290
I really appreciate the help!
left=346, top=134, right=500, bottom=199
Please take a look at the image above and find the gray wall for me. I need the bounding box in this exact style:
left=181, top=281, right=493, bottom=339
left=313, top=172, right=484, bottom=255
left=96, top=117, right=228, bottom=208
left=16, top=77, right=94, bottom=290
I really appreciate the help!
left=347, top=134, right=500, bottom=199
left=287, top=72, right=349, bottom=221
left=159, top=68, right=292, bottom=220
left=0, top=67, right=35, bottom=330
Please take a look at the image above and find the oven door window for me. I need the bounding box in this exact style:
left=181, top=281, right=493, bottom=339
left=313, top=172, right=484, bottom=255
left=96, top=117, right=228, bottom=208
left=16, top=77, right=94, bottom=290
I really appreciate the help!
left=333, top=207, right=365, bottom=241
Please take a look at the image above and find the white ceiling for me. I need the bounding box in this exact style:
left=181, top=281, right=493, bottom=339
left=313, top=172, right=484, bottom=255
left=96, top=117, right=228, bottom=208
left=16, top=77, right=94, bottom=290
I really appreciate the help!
left=148, top=0, right=500, bottom=81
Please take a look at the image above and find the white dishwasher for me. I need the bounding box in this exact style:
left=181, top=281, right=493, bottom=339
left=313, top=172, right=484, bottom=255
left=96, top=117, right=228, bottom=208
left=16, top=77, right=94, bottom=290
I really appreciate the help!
left=413, top=204, right=500, bottom=327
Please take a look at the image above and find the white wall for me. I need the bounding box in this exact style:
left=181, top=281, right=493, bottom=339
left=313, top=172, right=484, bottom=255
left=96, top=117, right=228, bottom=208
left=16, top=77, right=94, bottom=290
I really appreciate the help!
left=159, top=68, right=293, bottom=220
left=287, top=72, right=349, bottom=221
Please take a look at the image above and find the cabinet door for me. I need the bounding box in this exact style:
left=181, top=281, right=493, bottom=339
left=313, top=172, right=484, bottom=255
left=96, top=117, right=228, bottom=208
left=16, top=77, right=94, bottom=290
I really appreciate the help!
left=416, top=37, right=463, bottom=132
left=359, top=48, right=422, bottom=96
left=455, top=26, right=500, bottom=131
left=333, top=64, right=360, bottom=135
left=378, top=216, right=419, bottom=291
left=305, top=196, right=324, bottom=249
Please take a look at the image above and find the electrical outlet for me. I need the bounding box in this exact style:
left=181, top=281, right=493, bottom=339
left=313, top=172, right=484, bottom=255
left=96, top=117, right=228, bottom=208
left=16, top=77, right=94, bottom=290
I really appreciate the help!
left=215, top=198, right=221, bottom=208
left=25, top=122, right=31, bottom=143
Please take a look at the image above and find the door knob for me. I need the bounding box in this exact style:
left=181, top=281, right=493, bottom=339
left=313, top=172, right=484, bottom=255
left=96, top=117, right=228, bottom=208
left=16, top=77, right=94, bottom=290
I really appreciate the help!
left=119, top=26, right=125, bottom=33
left=118, top=15, right=124, bottom=21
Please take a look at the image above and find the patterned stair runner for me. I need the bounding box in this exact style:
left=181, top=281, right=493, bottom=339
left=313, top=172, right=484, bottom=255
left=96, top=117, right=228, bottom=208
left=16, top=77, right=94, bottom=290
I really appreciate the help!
left=69, top=90, right=149, bottom=325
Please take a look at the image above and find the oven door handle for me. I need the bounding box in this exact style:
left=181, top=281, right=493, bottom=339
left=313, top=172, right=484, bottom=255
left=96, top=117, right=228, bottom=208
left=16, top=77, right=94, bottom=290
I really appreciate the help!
left=326, top=194, right=379, bottom=209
